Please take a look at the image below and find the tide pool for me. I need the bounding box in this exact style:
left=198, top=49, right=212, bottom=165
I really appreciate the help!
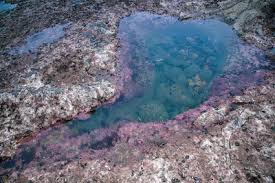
left=68, top=12, right=238, bottom=134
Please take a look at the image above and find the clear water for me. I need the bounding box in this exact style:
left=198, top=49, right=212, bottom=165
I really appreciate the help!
left=68, top=12, right=237, bottom=134
left=10, top=23, right=70, bottom=55
left=1, top=12, right=267, bottom=176
left=0, top=1, right=16, bottom=12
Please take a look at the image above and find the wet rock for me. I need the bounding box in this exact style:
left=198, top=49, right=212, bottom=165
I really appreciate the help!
left=0, top=81, right=115, bottom=157
left=0, top=15, right=118, bottom=157
left=9, top=23, right=71, bottom=55
left=0, top=0, right=274, bottom=182
left=266, top=48, right=275, bottom=62
left=90, top=131, right=119, bottom=150
left=3, top=78, right=274, bottom=182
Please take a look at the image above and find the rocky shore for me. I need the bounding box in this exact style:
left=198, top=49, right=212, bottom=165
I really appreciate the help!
left=0, top=0, right=274, bottom=182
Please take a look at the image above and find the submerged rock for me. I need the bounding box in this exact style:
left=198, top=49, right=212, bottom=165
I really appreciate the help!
left=67, top=14, right=239, bottom=129
left=137, top=102, right=169, bottom=121
left=0, top=0, right=274, bottom=182
left=3, top=77, right=275, bottom=182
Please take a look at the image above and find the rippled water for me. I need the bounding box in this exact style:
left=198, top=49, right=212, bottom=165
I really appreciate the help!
left=68, top=12, right=237, bottom=134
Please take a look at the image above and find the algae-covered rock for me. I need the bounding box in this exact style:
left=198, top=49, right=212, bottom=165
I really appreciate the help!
left=266, top=48, right=275, bottom=62
left=0, top=0, right=274, bottom=178
left=5, top=81, right=275, bottom=183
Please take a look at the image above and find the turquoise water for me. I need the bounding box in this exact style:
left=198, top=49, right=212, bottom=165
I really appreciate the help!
left=68, top=12, right=237, bottom=134
left=0, top=1, right=16, bottom=13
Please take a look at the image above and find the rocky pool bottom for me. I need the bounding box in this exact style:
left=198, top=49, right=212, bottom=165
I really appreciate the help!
left=66, top=13, right=249, bottom=133
left=1, top=69, right=274, bottom=182
left=0, top=13, right=274, bottom=182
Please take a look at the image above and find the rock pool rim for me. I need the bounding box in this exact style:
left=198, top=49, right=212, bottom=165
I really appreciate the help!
left=1, top=13, right=239, bottom=149
left=1, top=12, right=266, bottom=154
left=65, top=12, right=244, bottom=136
left=0, top=10, right=271, bottom=179
left=9, top=13, right=260, bottom=143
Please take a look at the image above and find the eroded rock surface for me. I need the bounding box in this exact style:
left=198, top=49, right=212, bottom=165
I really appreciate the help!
left=0, top=0, right=274, bottom=182
left=0, top=20, right=118, bottom=157
left=5, top=72, right=275, bottom=182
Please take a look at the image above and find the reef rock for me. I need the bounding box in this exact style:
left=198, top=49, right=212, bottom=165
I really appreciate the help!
left=5, top=74, right=275, bottom=182
left=0, top=0, right=274, bottom=182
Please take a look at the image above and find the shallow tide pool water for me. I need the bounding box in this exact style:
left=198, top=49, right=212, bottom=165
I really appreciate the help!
left=9, top=23, right=71, bottom=55
left=68, top=12, right=238, bottom=134
left=1, top=12, right=268, bottom=176
left=0, top=1, right=16, bottom=13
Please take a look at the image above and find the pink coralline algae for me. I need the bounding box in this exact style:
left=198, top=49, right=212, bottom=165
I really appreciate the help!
left=0, top=0, right=274, bottom=182
left=0, top=34, right=272, bottom=178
